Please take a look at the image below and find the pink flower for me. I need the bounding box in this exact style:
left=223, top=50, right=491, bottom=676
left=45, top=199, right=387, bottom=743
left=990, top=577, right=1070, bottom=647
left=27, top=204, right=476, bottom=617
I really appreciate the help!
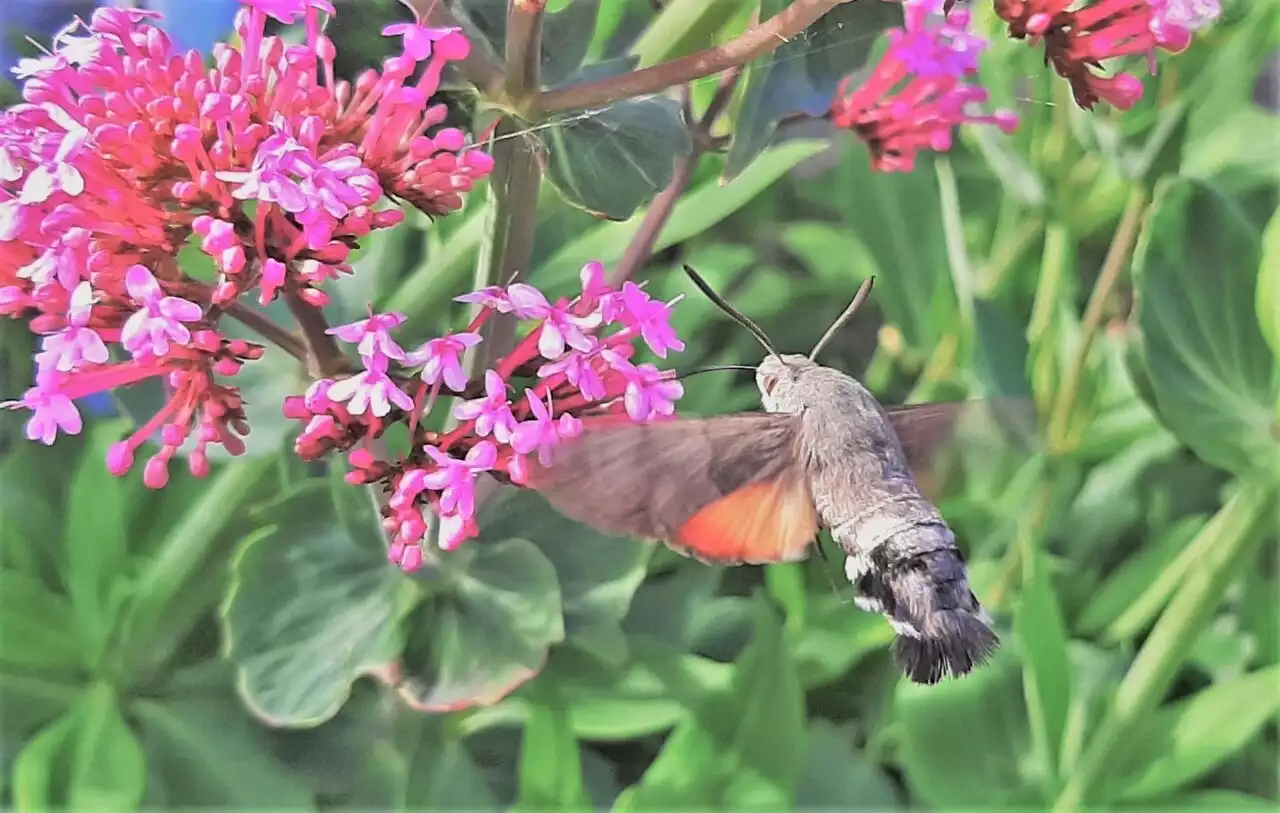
left=422, top=441, right=497, bottom=520
left=382, top=23, right=461, bottom=61
left=327, top=311, right=408, bottom=361
left=537, top=345, right=607, bottom=402
left=437, top=509, right=479, bottom=551
left=454, top=370, right=518, bottom=443
left=326, top=354, right=414, bottom=417
left=120, top=265, right=204, bottom=359
left=37, top=281, right=108, bottom=372
left=4, top=382, right=81, bottom=445
left=407, top=331, right=481, bottom=392
left=604, top=351, right=684, bottom=422
left=616, top=282, right=685, bottom=359
left=510, top=390, right=583, bottom=467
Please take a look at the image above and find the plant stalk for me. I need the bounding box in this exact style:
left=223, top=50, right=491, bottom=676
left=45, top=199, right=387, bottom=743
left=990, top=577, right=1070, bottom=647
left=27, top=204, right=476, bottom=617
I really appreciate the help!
left=535, top=0, right=851, bottom=114
left=222, top=301, right=308, bottom=362
left=284, top=292, right=351, bottom=378
left=1046, top=185, right=1147, bottom=454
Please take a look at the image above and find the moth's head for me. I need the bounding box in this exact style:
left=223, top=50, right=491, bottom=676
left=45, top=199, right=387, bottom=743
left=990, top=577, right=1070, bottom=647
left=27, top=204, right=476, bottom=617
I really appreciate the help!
left=756, top=354, right=820, bottom=413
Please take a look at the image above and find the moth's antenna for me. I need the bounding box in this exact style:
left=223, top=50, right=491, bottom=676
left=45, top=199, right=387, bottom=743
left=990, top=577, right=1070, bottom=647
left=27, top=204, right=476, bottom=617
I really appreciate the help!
left=682, top=265, right=783, bottom=362
left=677, top=364, right=758, bottom=381
left=809, top=276, right=875, bottom=361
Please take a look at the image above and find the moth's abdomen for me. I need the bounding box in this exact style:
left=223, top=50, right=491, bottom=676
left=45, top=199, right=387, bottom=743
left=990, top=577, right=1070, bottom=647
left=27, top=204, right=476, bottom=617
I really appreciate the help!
left=844, top=524, right=998, bottom=684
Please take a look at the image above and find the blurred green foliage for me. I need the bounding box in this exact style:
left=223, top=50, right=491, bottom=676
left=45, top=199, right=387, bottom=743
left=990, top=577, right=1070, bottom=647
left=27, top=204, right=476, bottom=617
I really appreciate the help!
left=2, top=0, right=1279, bottom=810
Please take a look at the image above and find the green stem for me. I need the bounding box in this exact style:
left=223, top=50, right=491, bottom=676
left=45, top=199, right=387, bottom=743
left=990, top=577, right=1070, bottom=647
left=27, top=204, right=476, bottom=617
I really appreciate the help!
left=1052, top=478, right=1277, bottom=810
left=284, top=291, right=351, bottom=378
left=1046, top=185, right=1146, bottom=455
left=534, top=0, right=849, bottom=114
left=222, top=301, right=308, bottom=361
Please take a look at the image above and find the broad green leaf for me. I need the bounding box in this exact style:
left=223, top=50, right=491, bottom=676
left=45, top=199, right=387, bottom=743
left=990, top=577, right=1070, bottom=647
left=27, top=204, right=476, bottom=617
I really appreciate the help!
left=0, top=672, right=81, bottom=751
left=400, top=715, right=500, bottom=809
left=629, top=0, right=749, bottom=67
left=62, top=420, right=135, bottom=652
left=222, top=481, right=416, bottom=727
left=795, top=721, right=899, bottom=808
left=402, top=537, right=563, bottom=711
left=0, top=441, right=80, bottom=581
left=476, top=487, right=649, bottom=646
left=724, top=0, right=900, bottom=179
left=1132, top=177, right=1279, bottom=477
left=894, top=649, right=1040, bottom=807
left=536, top=139, right=828, bottom=286
left=0, top=570, right=85, bottom=672
left=1014, top=540, right=1072, bottom=794
left=517, top=681, right=589, bottom=809
left=13, top=683, right=146, bottom=811
left=1112, top=665, right=1280, bottom=801
left=1158, top=789, right=1280, bottom=808
left=133, top=694, right=314, bottom=807
left=541, top=96, right=692, bottom=220
left=1258, top=204, right=1280, bottom=359
left=617, top=600, right=806, bottom=809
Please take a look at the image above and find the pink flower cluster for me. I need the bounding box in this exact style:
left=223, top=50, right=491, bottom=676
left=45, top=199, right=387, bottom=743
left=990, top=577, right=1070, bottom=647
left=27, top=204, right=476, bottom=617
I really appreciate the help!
left=994, top=0, right=1221, bottom=110
left=831, top=0, right=1018, bottom=173
left=0, top=0, right=493, bottom=485
left=284, top=262, right=685, bottom=570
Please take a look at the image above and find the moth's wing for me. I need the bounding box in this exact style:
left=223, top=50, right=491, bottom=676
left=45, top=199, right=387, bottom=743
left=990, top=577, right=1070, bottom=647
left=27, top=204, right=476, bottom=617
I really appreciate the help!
left=526, top=413, right=820, bottom=565
left=886, top=397, right=1039, bottom=497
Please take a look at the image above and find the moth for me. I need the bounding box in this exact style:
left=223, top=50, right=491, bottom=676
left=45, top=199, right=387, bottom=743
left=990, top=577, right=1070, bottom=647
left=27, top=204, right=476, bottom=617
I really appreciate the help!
left=527, top=266, right=999, bottom=684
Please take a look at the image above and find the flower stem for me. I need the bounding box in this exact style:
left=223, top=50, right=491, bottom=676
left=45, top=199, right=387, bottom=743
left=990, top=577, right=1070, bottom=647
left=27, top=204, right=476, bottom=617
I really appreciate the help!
left=505, top=1, right=544, bottom=104
left=610, top=71, right=741, bottom=287
left=1046, top=185, right=1147, bottom=454
left=1052, top=478, right=1277, bottom=810
left=284, top=292, right=351, bottom=379
left=534, top=0, right=850, bottom=114
left=222, top=301, right=308, bottom=361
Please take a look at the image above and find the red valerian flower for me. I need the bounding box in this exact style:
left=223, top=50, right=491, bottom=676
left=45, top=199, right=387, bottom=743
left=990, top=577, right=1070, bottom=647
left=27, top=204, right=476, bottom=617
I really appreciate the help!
left=994, top=0, right=1222, bottom=110
left=831, top=0, right=1017, bottom=173
left=289, top=267, right=686, bottom=570
left=0, top=1, right=493, bottom=484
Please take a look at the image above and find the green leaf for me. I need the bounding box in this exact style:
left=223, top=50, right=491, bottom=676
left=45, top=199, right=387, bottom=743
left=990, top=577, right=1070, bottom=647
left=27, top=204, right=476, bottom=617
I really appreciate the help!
left=517, top=681, right=589, bottom=809
left=133, top=694, right=314, bottom=807
left=222, top=480, right=415, bottom=727
left=1132, top=177, right=1279, bottom=477
left=1112, top=665, right=1280, bottom=801
left=788, top=591, right=894, bottom=689
left=475, top=487, right=649, bottom=648
left=536, top=139, right=828, bottom=287
left=62, top=420, right=136, bottom=652
left=400, top=715, right=500, bottom=809
left=402, top=537, right=563, bottom=711
left=0, top=569, right=86, bottom=673
left=629, top=0, right=749, bottom=67
left=617, top=600, right=806, bottom=809
left=443, top=0, right=600, bottom=87
left=724, top=0, right=900, bottom=179
left=795, top=721, right=899, bottom=808
left=541, top=96, right=692, bottom=220
left=894, top=649, right=1040, bottom=807
left=1258, top=204, right=1280, bottom=360
left=1014, top=541, right=1072, bottom=795
left=13, top=683, right=147, bottom=811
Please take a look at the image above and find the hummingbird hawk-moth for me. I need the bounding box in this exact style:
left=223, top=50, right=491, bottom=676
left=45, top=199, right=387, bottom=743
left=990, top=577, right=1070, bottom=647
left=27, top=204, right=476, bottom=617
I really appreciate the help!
left=527, top=267, right=999, bottom=684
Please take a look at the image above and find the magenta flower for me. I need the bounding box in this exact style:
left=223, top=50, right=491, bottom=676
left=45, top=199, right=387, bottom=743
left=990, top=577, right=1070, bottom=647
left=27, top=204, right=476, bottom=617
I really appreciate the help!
left=422, top=440, right=497, bottom=519
left=538, top=345, right=607, bottom=402
left=325, top=354, right=414, bottom=417
left=604, top=351, right=684, bottom=422
left=5, top=382, right=81, bottom=445
left=120, top=265, right=204, bottom=359
left=382, top=22, right=461, bottom=61
left=510, top=390, right=583, bottom=467
left=454, top=370, right=518, bottom=443
left=616, top=282, right=685, bottom=359
left=327, top=311, right=408, bottom=361
left=407, top=331, right=482, bottom=392
left=37, top=282, right=108, bottom=372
